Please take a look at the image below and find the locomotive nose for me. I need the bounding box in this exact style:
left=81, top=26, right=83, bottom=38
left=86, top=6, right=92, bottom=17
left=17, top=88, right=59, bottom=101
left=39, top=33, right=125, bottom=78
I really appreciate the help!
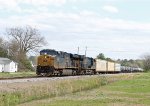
left=43, top=60, right=47, bottom=62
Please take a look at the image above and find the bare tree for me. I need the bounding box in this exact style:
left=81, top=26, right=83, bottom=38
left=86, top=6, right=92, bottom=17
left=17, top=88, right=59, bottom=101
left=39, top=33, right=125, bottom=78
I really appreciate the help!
left=6, top=26, right=46, bottom=56
left=6, top=26, right=47, bottom=70
left=8, top=39, right=19, bottom=59
left=0, top=37, right=6, bottom=49
left=142, top=54, right=150, bottom=71
left=0, top=37, right=8, bottom=57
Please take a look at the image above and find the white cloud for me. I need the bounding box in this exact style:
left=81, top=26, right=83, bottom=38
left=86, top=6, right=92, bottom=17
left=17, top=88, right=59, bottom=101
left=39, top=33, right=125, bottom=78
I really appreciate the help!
left=3, top=11, right=150, bottom=33
left=1, top=10, right=150, bottom=33
left=0, top=0, right=86, bottom=10
left=0, top=0, right=87, bottom=13
left=21, top=0, right=66, bottom=6
left=0, top=0, right=17, bottom=8
left=0, top=0, right=67, bottom=12
left=0, top=0, right=21, bottom=12
left=102, top=5, right=119, bottom=13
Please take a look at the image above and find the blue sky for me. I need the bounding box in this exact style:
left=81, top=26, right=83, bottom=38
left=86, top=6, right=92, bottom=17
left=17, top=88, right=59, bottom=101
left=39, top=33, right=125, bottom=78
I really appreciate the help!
left=0, top=0, right=150, bottom=59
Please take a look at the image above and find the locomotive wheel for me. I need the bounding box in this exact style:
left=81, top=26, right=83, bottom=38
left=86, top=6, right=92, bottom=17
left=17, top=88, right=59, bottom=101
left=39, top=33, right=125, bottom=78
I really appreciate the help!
left=81, top=71, right=85, bottom=75
left=46, top=72, right=53, bottom=77
left=36, top=71, right=40, bottom=76
left=91, top=71, right=94, bottom=75
left=41, top=73, right=47, bottom=77
left=93, top=70, right=97, bottom=75
left=84, top=70, right=86, bottom=75
left=72, top=70, right=77, bottom=76
left=58, top=71, right=62, bottom=76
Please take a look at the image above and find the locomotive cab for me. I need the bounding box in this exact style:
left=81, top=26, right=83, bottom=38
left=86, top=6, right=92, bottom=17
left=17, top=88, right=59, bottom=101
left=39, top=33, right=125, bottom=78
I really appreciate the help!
left=36, top=55, right=55, bottom=76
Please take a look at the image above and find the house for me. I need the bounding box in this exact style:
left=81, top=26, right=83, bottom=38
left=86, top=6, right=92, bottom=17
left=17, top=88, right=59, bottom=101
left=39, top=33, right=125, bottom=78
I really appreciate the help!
left=0, top=58, right=18, bottom=72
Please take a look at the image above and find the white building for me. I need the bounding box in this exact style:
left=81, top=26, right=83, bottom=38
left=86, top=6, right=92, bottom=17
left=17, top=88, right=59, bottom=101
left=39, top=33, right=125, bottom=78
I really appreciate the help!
left=0, top=58, right=18, bottom=72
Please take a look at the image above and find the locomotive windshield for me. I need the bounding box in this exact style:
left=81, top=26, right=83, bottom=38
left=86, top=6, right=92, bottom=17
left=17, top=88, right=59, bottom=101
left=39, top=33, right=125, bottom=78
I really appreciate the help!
left=40, top=49, right=59, bottom=56
left=40, top=50, right=48, bottom=55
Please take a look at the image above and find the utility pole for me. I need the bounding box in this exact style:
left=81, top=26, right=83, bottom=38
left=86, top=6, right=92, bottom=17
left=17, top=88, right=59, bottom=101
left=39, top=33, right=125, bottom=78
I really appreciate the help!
left=84, top=46, right=87, bottom=70
left=85, top=46, right=87, bottom=57
left=77, top=47, right=79, bottom=55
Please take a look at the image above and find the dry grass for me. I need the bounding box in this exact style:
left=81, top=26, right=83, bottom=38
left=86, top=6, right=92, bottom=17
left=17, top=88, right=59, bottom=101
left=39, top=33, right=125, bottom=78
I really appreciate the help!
left=0, top=76, right=105, bottom=106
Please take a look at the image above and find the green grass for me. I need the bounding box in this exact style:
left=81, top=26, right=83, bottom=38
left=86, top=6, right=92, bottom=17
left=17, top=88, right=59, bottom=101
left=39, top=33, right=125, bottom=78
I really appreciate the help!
left=18, top=73, right=150, bottom=106
left=107, top=73, right=150, bottom=93
left=0, top=73, right=148, bottom=106
left=0, top=71, right=35, bottom=78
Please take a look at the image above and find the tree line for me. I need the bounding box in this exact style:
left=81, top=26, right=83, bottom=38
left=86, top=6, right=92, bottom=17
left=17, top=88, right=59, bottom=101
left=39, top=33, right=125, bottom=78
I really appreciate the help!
left=0, top=26, right=46, bottom=71
left=97, top=53, right=115, bottom=62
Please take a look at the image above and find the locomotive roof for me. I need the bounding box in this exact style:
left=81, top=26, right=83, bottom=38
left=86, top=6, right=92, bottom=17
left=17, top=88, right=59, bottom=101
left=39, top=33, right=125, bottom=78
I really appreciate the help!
left=40, top=49, right=93, bottom=59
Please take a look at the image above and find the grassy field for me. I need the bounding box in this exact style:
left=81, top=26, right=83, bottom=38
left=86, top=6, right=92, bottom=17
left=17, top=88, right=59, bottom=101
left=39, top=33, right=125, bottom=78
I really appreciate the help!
left=0, top=73, right=148, bottom=106
left=18, top=73, right=150, bottom=106
left=0, top=71, right=35, bottom=78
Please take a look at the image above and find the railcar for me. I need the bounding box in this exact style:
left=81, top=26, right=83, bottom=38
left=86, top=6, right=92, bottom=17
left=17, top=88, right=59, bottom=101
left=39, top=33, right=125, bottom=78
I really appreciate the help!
left=120, top=66, right=143, bottom=73
left=95, top=59, right=121, bottom=73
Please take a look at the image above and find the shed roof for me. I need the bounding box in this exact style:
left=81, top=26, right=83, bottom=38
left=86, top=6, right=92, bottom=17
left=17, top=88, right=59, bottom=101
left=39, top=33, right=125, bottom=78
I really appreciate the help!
left=0, top=58, right=10, bottom=61
left=0, top=57, right=18, bottom=64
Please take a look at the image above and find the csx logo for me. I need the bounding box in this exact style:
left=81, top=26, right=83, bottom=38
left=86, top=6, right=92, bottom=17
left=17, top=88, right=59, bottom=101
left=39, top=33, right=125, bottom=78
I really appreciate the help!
left=43, top=60, right=47, bottom=62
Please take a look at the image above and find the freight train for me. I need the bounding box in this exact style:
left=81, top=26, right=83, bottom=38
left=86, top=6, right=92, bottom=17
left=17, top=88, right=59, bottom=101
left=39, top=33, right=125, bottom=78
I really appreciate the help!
left=36, top=49, right=143, bottom=76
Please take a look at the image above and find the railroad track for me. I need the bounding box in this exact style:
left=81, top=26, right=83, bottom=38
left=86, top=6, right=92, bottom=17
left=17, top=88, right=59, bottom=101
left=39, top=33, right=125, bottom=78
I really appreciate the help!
left=0, top=73, right=99, bottom=80
left=0, top=74, right=85, bottom=81
left=0, top=73, right=135, bottom=83
left=0, top=75, right=79, bottom=80
left=0, top=75, right=98, bottom=84
left=0, top=76, right=40, bottom=80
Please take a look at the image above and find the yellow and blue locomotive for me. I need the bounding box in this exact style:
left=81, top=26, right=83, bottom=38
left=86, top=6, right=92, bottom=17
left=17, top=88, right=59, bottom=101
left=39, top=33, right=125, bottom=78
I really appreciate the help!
left=36, top=49, right=96, bottom=76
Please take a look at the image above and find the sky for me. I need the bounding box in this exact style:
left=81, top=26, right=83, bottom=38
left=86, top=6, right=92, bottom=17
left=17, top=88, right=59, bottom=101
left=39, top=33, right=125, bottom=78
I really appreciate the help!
left=0, top=0, right=150, bottom=59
